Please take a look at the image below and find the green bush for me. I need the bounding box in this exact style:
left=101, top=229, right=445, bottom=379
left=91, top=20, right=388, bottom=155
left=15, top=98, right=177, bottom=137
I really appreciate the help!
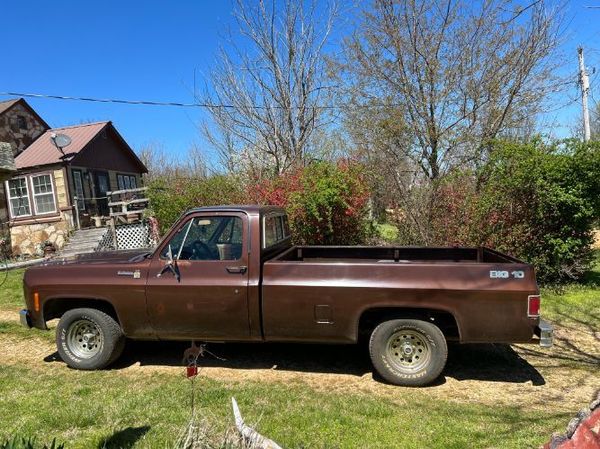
left=147, top=174, right=246, bottom=234
left=431, top=140, right=600, bottom=283
left=376, top=223, right=400, bottom=242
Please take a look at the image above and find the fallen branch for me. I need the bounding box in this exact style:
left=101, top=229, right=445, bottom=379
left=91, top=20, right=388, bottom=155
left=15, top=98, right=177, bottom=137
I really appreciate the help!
left=231, top=397, right=283, bottom=449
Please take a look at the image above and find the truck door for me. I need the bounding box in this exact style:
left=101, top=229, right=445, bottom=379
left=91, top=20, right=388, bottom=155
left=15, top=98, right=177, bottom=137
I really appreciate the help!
left=145, top=212, right=250, bottom=339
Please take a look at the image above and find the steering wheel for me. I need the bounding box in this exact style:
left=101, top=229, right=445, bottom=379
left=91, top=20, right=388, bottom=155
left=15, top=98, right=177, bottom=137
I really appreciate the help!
left=190, top=240, right=214, bottom=260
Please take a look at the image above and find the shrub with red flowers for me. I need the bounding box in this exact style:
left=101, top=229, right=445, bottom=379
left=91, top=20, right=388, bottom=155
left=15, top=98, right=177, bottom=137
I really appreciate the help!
left=248, top=161, right=373, bottom=245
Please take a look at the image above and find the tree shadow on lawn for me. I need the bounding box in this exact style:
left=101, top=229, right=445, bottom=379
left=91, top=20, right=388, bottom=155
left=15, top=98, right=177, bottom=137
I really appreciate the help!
left=45, top=340, right=546, bottom=386
left=97, top=425, right=150, bottom=449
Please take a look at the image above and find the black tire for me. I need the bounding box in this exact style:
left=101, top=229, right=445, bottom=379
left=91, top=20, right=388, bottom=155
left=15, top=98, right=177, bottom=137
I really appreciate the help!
left=56, top=308, right=124, bottom=370
left=369, top=319, right=447, bottom=387
left=108, top=335, right=126, bottom=366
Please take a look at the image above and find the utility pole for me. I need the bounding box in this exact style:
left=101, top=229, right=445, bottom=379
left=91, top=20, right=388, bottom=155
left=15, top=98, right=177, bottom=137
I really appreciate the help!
left=578, top=46, right=591, bottom=141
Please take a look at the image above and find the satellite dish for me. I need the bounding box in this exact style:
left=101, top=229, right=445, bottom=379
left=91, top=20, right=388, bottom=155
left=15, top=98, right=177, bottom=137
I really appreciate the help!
left=50, top=133, right=72, bottom=157
left=50, top=133, right=72, bottom=149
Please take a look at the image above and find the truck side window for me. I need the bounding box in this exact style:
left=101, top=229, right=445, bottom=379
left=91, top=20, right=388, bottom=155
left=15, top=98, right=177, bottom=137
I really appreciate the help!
left=161, top=216, right=243, bottom=261
left=263, top=213, right=290, bottom=248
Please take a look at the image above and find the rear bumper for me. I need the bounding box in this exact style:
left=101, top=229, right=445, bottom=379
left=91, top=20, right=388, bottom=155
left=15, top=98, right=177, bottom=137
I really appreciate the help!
left=535, top=319, right=553, bottom=348
left=19, top=309, right=32, bottom=328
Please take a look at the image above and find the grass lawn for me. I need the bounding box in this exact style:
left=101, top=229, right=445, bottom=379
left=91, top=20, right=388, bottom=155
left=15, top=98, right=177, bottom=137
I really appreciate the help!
left=0, top=261, right=598, bottom=448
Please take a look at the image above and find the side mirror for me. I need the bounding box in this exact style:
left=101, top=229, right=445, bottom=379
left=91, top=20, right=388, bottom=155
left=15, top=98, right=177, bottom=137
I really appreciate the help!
left=167, top=244, right=175, bottom=264
left=157, top=244, right=180, bottom=281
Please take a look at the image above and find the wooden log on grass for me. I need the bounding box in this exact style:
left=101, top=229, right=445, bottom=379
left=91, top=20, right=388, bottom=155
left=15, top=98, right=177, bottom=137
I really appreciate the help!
left=231, top=397, right=283, bottom=449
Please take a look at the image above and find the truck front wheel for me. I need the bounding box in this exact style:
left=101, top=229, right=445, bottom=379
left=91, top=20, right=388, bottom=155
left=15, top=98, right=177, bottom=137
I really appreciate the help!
left=369, top=319, right=447, bottom=387
left=56, top=308, right=124, bottom=370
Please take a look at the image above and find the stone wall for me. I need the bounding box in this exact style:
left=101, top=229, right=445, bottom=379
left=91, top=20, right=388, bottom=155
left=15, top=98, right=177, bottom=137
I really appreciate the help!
left=0, top=102, right=48, bottom=156
left=10, top=212, right=72, bottom=257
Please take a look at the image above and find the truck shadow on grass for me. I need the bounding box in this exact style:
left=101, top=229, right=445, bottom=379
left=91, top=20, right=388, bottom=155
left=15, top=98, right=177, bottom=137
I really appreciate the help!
left=445, top=343, right=546, bottom=386
left=46, top=340, right=546, bottom=386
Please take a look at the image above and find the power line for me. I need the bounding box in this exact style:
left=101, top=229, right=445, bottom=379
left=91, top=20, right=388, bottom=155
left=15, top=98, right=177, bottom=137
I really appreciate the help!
left=1, top=91, right=343, bottom=110
left=2, top=90, right=405, bottom=111
left=0, top=91, right=221, bottom=109
left=0, top=83, right=580, bottom=112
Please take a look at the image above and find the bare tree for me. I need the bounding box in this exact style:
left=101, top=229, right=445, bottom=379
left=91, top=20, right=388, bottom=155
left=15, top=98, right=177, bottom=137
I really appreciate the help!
left=138, top=142, right=210, bottom=182
left=331, top=0, right=565, bottom=244
left=200, top=0, right=337, bottom=176
left=337, top=0, right=565, bottom=181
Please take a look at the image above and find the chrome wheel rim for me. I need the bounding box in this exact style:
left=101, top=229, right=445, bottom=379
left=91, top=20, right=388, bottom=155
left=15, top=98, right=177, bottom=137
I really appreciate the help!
left=66, top=319, right=103, bottom=359
left=386, top=330, right=431, bottom=373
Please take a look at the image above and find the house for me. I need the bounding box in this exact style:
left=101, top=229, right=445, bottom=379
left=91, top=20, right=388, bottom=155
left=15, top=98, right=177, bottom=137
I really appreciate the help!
left=0, top=98, right=50, bottom=222
left=0, top=98, right=148, bottom=256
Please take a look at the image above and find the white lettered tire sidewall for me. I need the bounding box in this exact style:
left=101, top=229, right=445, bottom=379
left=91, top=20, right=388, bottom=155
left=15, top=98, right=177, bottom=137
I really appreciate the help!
left=56, top=308, right=124, bottom=370
left=369, top=319, right=448, bottom=387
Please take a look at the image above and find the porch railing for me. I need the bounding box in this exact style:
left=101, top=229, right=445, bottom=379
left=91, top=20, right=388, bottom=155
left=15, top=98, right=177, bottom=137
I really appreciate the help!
left=107, top=187, right=149, bottom=224
left=72, top=187, right=149, bottom=230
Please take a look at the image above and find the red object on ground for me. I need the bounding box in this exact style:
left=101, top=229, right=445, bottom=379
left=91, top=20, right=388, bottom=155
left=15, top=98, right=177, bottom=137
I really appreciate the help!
left=186, top=366, right=198, bottom=378
left=545, top=408, right=600, bottom=449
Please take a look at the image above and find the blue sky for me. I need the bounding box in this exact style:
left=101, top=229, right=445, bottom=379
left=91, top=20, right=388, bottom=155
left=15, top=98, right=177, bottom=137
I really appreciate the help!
left=1, top=1, right=599, bottom=164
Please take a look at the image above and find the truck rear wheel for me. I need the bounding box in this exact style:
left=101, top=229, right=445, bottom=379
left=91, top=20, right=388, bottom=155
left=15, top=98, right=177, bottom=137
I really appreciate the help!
left=369, top=319, right=447, bottom=387
left=56, top=308, right=124, bottom=370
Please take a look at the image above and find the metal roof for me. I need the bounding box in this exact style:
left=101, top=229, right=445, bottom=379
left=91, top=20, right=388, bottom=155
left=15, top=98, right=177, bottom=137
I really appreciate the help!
left=14, top=121, right=109, bottom=169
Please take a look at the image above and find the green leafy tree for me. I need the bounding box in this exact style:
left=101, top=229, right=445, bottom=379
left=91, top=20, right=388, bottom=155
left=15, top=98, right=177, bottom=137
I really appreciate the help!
left=430, top=139, right=600, bottom=282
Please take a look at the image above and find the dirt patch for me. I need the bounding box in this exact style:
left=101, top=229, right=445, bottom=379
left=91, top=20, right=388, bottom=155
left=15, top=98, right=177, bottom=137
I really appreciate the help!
left=0, top=310, right=19, bottom=323
left=1, top=317, right=598, bottom=413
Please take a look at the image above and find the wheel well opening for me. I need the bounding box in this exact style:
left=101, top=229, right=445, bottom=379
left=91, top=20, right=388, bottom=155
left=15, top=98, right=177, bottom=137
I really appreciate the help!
left=358, top=308, right=460, bottom=341
left=43, top=299, right=120, bottom=324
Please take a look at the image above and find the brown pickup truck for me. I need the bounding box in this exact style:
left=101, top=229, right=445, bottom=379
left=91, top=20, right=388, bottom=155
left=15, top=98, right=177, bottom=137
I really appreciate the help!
left=20, top=205, right=553, bottom=386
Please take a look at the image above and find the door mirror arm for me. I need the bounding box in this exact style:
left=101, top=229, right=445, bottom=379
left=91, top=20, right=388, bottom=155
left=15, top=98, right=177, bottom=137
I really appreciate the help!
left=157, top=244, right=180, bottom=282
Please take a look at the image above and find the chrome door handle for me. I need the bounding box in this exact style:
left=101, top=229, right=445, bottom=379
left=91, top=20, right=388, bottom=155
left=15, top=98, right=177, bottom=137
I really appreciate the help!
left=226, top=266, right=247, bottom=274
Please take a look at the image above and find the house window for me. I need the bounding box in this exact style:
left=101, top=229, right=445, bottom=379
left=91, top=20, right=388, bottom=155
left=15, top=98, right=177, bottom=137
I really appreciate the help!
left=7, top=178, right=31, bottom=217
left=31, top=174, right=57, bottom=214
left=6, top=174, right=58, bottom=218
left=117, top=174, right=137, bottom=190
left=17, top=115, right=28, bottom=130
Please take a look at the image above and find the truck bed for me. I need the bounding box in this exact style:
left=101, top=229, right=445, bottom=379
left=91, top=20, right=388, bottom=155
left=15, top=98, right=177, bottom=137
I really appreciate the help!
left=270, top=246, right=521, bottom=264
left=261, top=245, right=537, bottom=345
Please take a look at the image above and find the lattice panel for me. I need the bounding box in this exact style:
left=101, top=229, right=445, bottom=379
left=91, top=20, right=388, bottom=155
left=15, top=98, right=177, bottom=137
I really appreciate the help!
left=96, top=229, right=114, bottom=252
left=116, top=222, right=150, bottom=250
left=95, top=221, right=157, bottom=252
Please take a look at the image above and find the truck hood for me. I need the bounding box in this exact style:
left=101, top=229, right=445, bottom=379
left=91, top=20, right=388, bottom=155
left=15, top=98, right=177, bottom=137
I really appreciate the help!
left=41, top=249, right=152, bottom=266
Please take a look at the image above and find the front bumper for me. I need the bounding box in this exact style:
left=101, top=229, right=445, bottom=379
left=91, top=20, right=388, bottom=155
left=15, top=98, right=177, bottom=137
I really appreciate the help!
left=535, top=319, right=553, bottom=348
left=19, top=309, right=32, bottom=328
